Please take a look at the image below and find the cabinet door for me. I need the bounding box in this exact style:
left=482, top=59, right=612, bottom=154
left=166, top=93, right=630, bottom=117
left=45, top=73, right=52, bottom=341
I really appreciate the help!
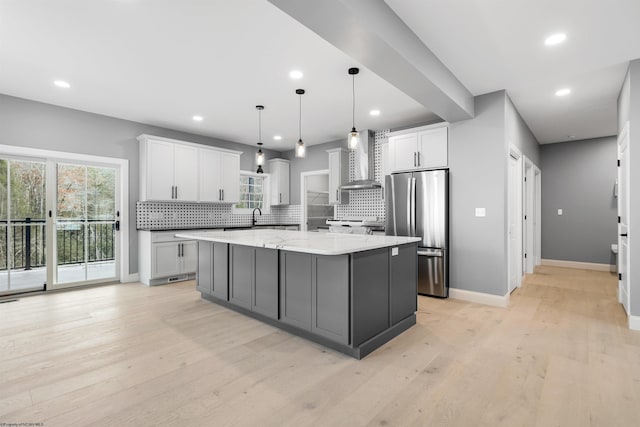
left=212, top=242, right=228, bottom=300
left=151, top=242, right=181, bottom=278
left=180, top=241, right=198, bottom=274
left=146, top=140, right=175, bottom=200
left=280, top=251, right=312, bottom=331
left=229, top=245, right=253, bottom=309
left=196, top=242, right=213, bottom=294
left=270, top=162, right=282, bottom=205
left=199, top=149, right=222, bottom=202
left=417, top=127, right=447, bottom=168
left=221, top=152, right=240, bottom=203
left=390, top=244, right=417, bottom=325
left=252, top=248, right=278, bottom=319
left=173, top=144, right=199, bottom=201
left=390, top=133, right=418, bottom=172
left=328, top=150, right=341, bottom=204
left=270, top=161, right=290, bottom=205
left=312, top=255, right=349, bottom=344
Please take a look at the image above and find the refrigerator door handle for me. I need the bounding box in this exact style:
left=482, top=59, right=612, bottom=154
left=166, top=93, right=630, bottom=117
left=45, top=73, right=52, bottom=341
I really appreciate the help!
left=418, top=249, right=443, bottom=257
left=410, top=177, right=416, bottom=236
left=406, top=177, right=412, bottom=236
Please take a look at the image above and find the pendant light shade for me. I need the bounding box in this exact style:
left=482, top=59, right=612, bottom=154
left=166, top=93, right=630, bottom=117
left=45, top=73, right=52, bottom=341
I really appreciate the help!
left=295, top=89, right=306, bottom=158
left=347, top=67, right=360, bottom=150
left=255, top=105, right=265, bottom=173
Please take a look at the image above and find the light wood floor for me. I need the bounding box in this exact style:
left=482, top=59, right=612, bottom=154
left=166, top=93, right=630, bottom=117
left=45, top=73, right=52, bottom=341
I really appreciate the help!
left=1, top=266, right=638, bottom=426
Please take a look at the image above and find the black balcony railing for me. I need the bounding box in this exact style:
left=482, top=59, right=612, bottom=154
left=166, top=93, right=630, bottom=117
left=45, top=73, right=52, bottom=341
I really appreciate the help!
left=0, top=218, right=115, bottom=271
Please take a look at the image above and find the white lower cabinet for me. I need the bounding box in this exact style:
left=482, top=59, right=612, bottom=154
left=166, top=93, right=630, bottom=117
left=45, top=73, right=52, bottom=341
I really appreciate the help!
left=139, top=231, right=198, bottom=285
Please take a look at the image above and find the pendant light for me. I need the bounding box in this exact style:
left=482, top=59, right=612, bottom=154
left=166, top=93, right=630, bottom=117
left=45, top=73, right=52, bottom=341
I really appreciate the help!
left=295, top=89, right=306, bottom=158
left=255, top=105, right=265, bottom=174
left=347, top=67, right=361, bottom=150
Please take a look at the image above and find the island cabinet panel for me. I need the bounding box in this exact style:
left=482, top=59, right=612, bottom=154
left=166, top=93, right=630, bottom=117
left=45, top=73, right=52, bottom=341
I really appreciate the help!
left=311, top=255, right=350, bottom=345
left=229, top=245, right=253, bottom=310
left=390, top=244, right=418, bottom=325
left=196, top=242, right=213, bottom=295
left=252, top=248, right=279, bottom=319
left=280, top=252, right=312, bottom=331
left=197, top=242, right=229, bottom=300
left=351, top=248, right=390, bottom=346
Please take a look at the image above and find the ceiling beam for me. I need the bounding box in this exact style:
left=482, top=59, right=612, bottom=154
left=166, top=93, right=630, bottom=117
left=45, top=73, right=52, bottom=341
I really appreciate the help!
left=268, top=0, right=474, bottom=121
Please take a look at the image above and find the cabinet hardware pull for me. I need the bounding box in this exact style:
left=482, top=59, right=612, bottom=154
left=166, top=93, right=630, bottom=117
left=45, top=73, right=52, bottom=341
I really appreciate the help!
left=175, top=186, right=178, bottom=199
left=280, top=193, right=282, bottom=203
left=222, top=189, right=224, bottom=201
left=336, top=189, right=339, bottom=201
left=417, top=152, right=421, bottom=166
left=414, top=152, right=417, bottom=167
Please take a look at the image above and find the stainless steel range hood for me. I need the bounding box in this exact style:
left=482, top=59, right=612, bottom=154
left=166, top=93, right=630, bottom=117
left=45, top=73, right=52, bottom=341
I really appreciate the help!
left=340, top=129, right=382, bottom=190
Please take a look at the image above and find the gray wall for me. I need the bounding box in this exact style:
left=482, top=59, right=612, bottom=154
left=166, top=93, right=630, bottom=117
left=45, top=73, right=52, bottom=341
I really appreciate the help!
left=282, top=139, right=345, bottom=204
left=448, top=91, right=510, bottom=297
left=505, top=94, right=541, bottom=166
left=541, top=137, right=618, bottom=264
left=0, top=94, right=279, bottom=275
left=618, top=59, right=640, bottom=316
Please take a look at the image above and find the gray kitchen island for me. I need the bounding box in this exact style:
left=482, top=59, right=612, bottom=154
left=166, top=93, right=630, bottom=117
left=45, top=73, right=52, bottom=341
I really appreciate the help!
left=175, top=229, right=421, bottom=359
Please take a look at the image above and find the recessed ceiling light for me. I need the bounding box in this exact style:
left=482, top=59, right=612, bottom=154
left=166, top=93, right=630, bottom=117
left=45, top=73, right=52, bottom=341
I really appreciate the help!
left=273, top=135, right=282, bottom=140
left=192, top=115, right=203, bottom=122
left=568, top=135, right=576, bottom=139
left=369, top=109, right=381, bottom=116
left=555, top=88, right=571, bottom=97
left=54, top=80, right=70, bottom=88
left=545, top=33, right=566, bottom=46
left=289, top=70, right=303, bottom=79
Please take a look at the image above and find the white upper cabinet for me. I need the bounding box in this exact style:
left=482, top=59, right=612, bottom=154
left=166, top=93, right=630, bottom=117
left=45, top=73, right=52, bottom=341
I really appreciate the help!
left=220, top=152, right=240, bottom=204
left=198, top=149, right=222, bottom=202
left=327, top=148, right=349, bottom=205
left=268, top=159, right=290, bottom=205
left=138, top=134, right=241, bottom=203
left=387, top=123, right=448, bottom=173
left=173, top=144, right=199, bottom=201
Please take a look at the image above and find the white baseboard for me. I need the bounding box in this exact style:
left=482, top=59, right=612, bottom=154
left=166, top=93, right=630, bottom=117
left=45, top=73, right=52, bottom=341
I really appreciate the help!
left=122, top=273, right=140, bottom=283
left=629, top=315, right=640, bottom=331
left=449, top=288, right=510, bottom=308
left=541, top=259, right=614, bottom=272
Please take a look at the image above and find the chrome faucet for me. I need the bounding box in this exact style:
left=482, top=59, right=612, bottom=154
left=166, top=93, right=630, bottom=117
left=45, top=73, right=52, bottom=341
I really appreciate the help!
left=252, top=207, right=262, bottom=226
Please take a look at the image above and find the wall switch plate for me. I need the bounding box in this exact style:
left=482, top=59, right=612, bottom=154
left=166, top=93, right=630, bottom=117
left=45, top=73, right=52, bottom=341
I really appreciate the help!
left=475, top=208, right=486, bottom=217
left=557, top=209, right=563, bottom=216
left=391, top=247, right=399, bottom=256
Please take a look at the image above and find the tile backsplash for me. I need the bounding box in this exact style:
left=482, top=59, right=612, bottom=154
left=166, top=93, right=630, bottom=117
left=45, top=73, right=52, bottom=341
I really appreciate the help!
left=335, top=129, right=388, bottom=222
left=137, top=202, right=300, bottom=230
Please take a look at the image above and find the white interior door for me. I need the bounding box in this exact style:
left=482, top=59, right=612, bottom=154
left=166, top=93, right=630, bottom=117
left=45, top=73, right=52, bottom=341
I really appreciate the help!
left=618, top=122, right=630, bottom=313
left=535, top=167, right=542, bottom=266
left=508, top=150, right=523, bottom=293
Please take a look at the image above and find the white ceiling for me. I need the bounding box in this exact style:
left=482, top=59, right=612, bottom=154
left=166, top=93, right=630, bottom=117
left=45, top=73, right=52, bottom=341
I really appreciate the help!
left=2, top=1, right=639, bottom=148
left=0, top=0, right=436, bottom=151
left=385, top=0, right=640, bottom=143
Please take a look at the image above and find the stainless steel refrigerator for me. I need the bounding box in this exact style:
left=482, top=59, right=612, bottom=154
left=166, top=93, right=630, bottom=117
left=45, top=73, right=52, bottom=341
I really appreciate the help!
left=385, top=169, right=449, bottom=297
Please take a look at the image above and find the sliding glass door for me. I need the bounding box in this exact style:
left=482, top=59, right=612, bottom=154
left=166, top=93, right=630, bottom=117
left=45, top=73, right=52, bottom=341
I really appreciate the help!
left=54, top=163, right=119, bottom=287
left=0, top=158, right=47, bottom=295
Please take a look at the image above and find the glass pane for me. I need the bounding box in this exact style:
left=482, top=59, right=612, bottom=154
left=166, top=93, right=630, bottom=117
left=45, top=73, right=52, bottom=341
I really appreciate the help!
left=87, top=222, right=115, bottom=280
left=1, top=159, right=46, bottom=294
left=87, top=167, right=115, bottom=220
left=57, top=164, right=86, bottom=220
left=56, top=221, right=86, bottom=283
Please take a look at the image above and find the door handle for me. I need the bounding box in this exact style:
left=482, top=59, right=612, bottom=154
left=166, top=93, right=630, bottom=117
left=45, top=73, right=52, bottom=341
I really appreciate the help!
left=114, top=221, right=120, bottom=231
left=620, top=233, right=628, bottom=237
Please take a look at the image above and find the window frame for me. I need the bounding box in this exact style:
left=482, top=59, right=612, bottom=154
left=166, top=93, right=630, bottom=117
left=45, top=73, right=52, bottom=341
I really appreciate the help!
left=233, top=170, right=271, bottom=214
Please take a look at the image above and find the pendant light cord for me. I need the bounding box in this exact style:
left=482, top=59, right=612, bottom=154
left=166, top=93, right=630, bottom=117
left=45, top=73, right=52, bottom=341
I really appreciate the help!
left=299, top=94, right=302, bottom=140
left=352, top=74, right=356, bottom=129
left=258, top=108, right=262, bottom=143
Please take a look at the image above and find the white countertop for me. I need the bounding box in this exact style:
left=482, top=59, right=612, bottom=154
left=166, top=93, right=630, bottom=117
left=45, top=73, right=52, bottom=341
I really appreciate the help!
left=174, top=229, right=421, bottom=255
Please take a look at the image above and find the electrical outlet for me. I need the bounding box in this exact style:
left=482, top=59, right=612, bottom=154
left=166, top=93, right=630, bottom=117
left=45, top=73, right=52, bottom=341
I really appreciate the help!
left=557, top=209, right=563, bottom=216
left=475, top=208, right=486, bottom=217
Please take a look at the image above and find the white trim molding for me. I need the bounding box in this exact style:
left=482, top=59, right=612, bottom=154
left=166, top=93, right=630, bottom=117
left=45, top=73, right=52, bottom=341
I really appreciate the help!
left=449, top=288, right=510, bottom=308
left=122, top=273, right=141, bottom=284
left=629, top=315, right=640, bottom=331
left=541, top=259, right=614, bottom=272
